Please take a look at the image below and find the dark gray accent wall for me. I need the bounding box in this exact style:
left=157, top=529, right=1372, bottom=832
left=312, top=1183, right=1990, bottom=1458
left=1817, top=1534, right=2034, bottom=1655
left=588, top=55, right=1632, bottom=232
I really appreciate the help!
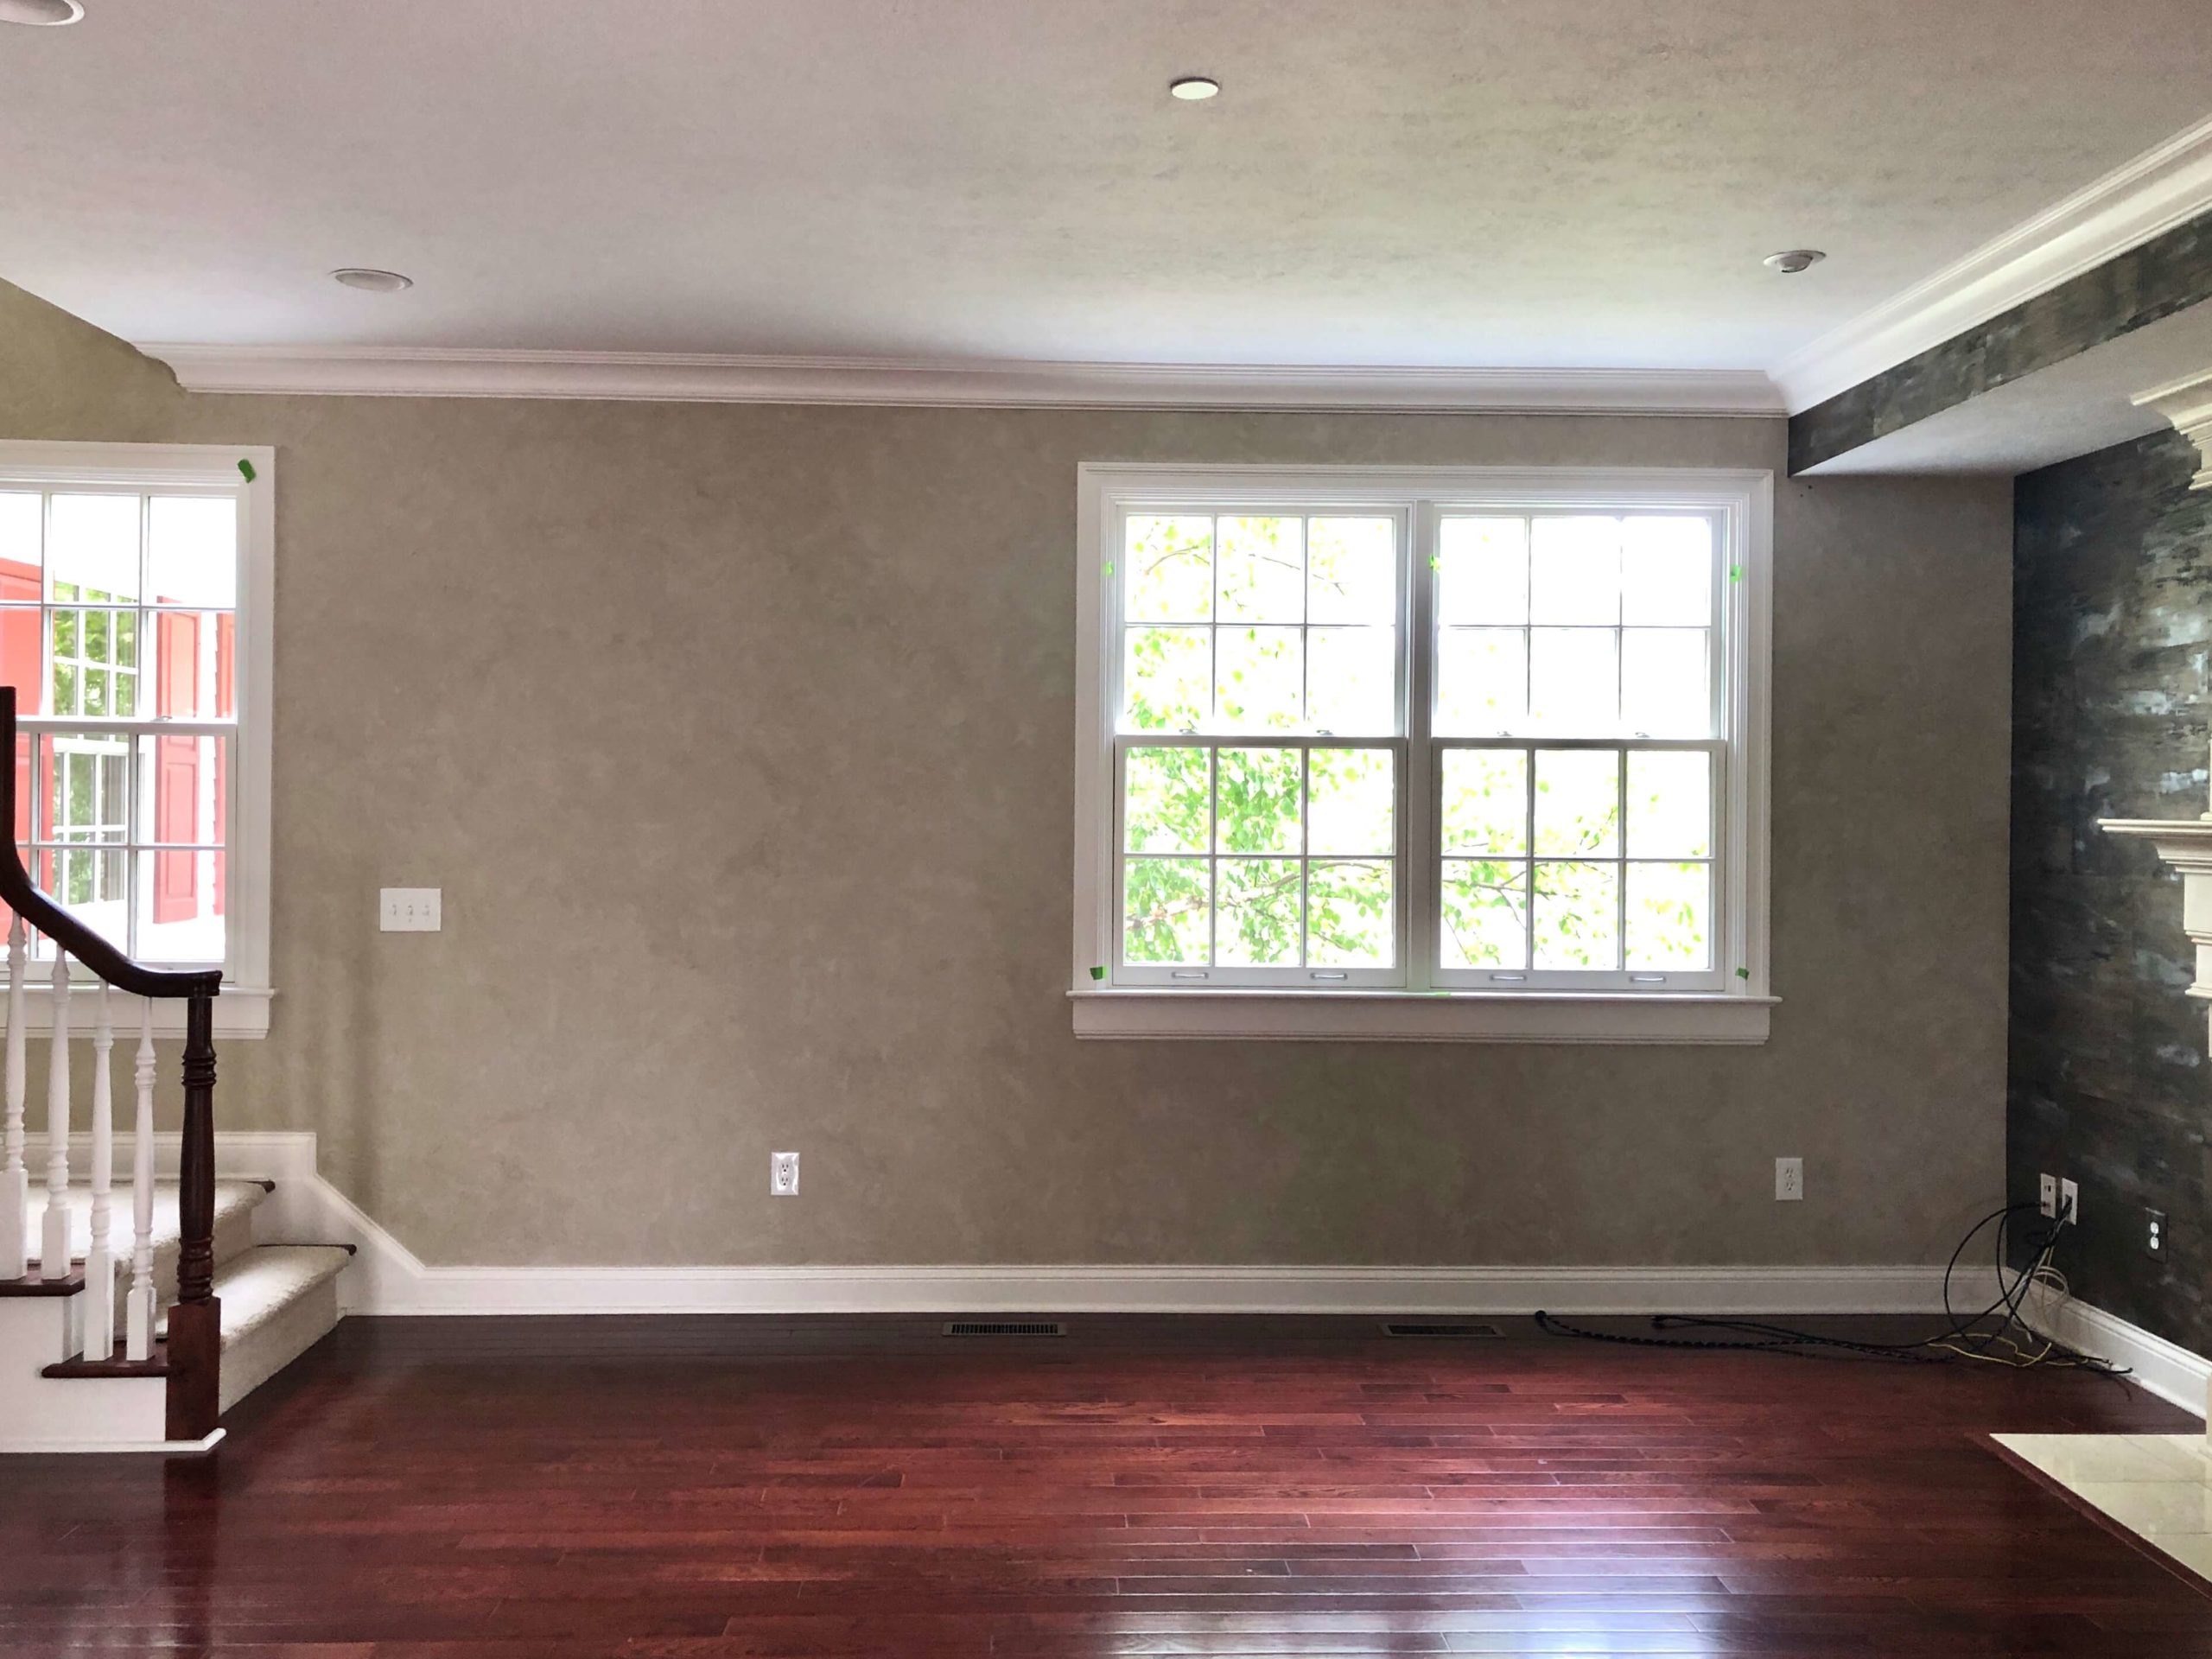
left=2012, top=427, right=2212, bottom=1351
left=1793, top=213, right=2212, bottom=475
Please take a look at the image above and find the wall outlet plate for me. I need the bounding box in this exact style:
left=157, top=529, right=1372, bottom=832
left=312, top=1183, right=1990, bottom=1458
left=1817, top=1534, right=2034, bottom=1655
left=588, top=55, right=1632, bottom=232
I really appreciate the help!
left=379, top=888, right=442, bottom=932
left=2147, top=1207, right=2167, bottom=1260
left=2037, top=1173, right=2058, bottom=1219
left=1774, top=1156, right=1803, bottom=1202
left=771, top=1152, right=799, bottom=1197
left=2059, top=1177, right=2079, bottom=1227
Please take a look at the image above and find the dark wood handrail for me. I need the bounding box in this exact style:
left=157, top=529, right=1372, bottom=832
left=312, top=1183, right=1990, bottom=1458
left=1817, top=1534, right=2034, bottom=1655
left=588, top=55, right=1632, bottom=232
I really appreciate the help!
left=0, top=687, right=220, bottom=1000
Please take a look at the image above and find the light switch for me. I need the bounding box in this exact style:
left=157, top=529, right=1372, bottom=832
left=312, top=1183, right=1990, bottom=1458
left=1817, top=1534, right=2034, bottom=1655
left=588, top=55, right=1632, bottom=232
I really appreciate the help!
left=379, top=888, right=442, bottom=931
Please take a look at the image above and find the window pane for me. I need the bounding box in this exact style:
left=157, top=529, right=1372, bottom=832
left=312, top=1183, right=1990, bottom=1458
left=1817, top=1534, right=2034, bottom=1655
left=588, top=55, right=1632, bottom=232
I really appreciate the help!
left=1123, top=747, right=1210, bottom=854
left=149, top=609, right=230, bottom=720
left=1217, top=858, right=1301, bottom=966
left=1534, top=861, right=1618, bottom=969
left=1307, top=860, right=1393, bottom=967
left=1216, top=515, right=1303, bottom=624
left=1527, top=628, right=1618, bottom=731
left=1123, top=857, right=1210, bottom=963
left=1306, top=517, right=1395, bottom=624
left=0, top=608, right=35, bottom=713
left=1308, top=747, right=1394, bottom=856
left=1534, top=749, right=1619, bottom=857
left=1627, top=861, right=1711, bottom=969
left=1306, top=626, right=1395, bottom=734
left=1621, top=629, right=1709, bottom=737
left=1216, top=747, right=1301, bottom=854
left=1124, top=514, right=1214, bottom=623
left=1122, top=626, right=1210, bottom=731
left=1441, top=859, right=1528, bottom=969
left=1626, top=750, right=1712, bottom=858
left=1214, top=626, right=1302, bottom=731
left=0, top=493, right=41, bottom=582
left=135, top=732, right=228, bottom=855
left=84, top=607, right=110, bottom=663
left=48, top=495, right=139, bottom=600
left=29, top=733, right=131, bottom=959
left=1621, top=517, right=1713, bottom=626
left=1440, top=749, right=1528, bottom=855
left=148, top=496, right=238, bottom=610
left=1529, top=517, right=1619, bottom=625
left=1436, top=517, right=1527, bottom=625
left=1434, top=628, right=1526, bottom=734
left=135, top=848, right=226, bottom=965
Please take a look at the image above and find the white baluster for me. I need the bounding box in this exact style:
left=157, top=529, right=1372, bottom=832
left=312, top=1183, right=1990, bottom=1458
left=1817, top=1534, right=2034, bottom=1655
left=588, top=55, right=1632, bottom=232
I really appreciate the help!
left=82, top=983, right=116, bottom=1359
left=39, top=951, right=70, bottom=1284
left=125, top=999, right=156, bottom=1362
left=0, top=915, right=22, bottom=1281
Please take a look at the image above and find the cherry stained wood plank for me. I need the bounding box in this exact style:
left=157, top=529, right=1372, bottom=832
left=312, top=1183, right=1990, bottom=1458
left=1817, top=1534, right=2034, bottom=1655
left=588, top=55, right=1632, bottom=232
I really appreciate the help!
left=0, top=1313, right=2203, bottom=1656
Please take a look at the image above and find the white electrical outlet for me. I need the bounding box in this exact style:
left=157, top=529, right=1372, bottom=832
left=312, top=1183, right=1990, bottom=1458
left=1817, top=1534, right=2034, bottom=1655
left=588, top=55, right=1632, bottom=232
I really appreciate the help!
left=2059, top=1177, right=2079, bottom=1227
left=1774, top=1156, right=1803, bottom=1202
left=771, top=1152, right=799, bottom=1196
left=379, top=888, right=442, bottom=931
left=2037, top=1173, right=2058, bottom=1220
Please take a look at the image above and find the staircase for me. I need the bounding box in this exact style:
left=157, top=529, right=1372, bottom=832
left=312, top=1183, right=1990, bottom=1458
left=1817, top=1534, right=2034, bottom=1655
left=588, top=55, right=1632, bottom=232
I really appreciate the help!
left=0, top=685, right=351, bottom=1452
left=9, top=1180, right=349, bottom=1422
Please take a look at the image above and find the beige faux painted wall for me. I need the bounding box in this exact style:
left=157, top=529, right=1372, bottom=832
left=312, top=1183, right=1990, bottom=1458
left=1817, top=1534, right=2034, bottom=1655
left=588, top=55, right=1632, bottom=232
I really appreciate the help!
left=2, top=281, right=2012, bottom=1268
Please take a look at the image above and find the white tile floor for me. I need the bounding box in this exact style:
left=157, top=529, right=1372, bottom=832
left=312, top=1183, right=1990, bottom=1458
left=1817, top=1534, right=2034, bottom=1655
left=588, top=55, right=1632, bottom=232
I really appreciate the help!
left=1996, top=1432, right=2212, bottom=1579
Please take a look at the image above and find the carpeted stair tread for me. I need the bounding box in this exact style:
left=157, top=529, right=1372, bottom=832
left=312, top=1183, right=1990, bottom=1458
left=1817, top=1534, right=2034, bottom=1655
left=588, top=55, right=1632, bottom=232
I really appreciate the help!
left=21, top=1178, right=267, bottom=1274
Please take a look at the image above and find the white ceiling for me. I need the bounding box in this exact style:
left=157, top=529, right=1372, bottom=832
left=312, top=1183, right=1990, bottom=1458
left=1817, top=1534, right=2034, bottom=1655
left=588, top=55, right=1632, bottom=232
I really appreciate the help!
left=5, top=0, right=2212, bottom=372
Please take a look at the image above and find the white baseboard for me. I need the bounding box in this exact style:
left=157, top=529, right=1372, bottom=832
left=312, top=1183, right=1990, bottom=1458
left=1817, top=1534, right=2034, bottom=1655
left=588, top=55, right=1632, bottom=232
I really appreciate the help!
left=2024, top=1292, right=2211, bottom=1419
left=0, top=1429, right=225, bottom=1456
left=151, top=1130, right=2005, bottom=1319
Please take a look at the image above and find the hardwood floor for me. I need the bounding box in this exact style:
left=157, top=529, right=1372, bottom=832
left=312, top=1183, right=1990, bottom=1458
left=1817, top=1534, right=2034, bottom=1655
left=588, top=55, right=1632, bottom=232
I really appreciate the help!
left=3, top=1313, right=2205, bottom=1656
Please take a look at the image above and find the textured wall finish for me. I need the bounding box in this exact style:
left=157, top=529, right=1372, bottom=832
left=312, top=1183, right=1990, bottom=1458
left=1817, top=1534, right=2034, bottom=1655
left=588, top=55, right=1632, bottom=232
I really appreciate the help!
left=2012, top=429, right=2212, bottom=1353
left=0, top=281, right=2013, bottom=1271
left=1790, top=211, right=2212, bottom=475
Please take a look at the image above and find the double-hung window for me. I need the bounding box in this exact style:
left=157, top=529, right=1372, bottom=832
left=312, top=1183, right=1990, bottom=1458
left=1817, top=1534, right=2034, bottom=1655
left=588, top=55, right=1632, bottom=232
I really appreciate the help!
left=0, top=443, right=274, bottom=1036
left=1072, top=466, right=1771, bottom=1043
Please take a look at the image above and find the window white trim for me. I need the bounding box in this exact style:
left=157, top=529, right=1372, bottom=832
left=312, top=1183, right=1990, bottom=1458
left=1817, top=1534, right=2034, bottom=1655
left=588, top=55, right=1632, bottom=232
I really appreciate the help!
left=0, top=442, right=275, bottom=1037
left=1071, top=464, right=1773, bottom=1044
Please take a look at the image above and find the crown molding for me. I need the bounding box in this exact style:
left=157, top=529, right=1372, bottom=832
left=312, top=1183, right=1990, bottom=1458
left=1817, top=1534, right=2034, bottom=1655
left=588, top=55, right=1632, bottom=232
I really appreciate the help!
left=2135, top=367, right=2212, bottom=490
left=140, top=343, right=1784, bottom=416
left=1774, top=112, right=2212, bottom=413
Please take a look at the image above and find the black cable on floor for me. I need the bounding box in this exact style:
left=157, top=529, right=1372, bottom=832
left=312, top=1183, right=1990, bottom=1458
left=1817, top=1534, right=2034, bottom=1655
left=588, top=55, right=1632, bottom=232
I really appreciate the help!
left=1533, top=1201, right=2131, bottom=1376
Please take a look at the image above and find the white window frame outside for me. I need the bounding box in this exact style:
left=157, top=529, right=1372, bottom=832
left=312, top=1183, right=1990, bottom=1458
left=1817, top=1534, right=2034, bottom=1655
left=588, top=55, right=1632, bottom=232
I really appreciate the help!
left=1071, top=464, right=1774, bottom=1044
left=0, top=442, right=274, bottom=1039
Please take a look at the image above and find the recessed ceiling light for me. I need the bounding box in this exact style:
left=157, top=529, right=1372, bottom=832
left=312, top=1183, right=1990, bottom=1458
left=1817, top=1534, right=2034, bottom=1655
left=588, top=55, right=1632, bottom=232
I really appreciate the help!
left=330, top=268, right=414, bottom=293
left=1763, top=249, right=1826, bottom=275
left=1168, top=76, right=1220, bottom=101
left=0, top=0, right=85, bottom=24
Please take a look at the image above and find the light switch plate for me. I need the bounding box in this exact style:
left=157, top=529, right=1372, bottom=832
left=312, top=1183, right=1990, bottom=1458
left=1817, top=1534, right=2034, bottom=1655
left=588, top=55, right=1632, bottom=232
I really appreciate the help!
left=379, top=888, right=442, bottom=932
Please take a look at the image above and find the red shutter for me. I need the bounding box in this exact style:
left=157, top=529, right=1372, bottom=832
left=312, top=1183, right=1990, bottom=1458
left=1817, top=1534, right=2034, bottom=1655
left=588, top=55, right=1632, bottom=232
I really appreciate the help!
left=153, top=611, right=201, bottom=924
left=1, top=558, right=39, bottom=855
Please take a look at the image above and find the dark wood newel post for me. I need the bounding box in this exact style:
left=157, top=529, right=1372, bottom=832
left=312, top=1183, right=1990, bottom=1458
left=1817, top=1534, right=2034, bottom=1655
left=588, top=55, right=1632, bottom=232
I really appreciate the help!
left=165, top=990, right=221, bottom=1440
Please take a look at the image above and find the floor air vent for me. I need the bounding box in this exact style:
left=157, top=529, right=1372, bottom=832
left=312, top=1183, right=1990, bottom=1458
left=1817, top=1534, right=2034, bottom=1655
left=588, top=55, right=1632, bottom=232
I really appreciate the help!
left=1381, top=1321, right=1503, bottom=1338
left=943, top=1320, right=1067, bottom=1338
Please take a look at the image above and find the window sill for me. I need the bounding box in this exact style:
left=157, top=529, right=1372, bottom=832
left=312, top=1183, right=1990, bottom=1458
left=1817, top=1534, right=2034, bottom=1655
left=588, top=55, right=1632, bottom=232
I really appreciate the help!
left=3, top=984, right=271, bottom=1039
left=1070, top=988, right=1774, bottom=1045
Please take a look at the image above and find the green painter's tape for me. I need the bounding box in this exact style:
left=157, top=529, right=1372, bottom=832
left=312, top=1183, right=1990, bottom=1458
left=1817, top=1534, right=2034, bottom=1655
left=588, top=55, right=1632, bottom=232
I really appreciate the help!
left=237, top=458, right=257, bottom=482
left=1089, top=965, right=1105, bottom=981
left=1729, top=563, right=1742, bottom=582
left=1103, top=561, right=1115, bottom=579
left=1735, top=966, right=1751, bottom=979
